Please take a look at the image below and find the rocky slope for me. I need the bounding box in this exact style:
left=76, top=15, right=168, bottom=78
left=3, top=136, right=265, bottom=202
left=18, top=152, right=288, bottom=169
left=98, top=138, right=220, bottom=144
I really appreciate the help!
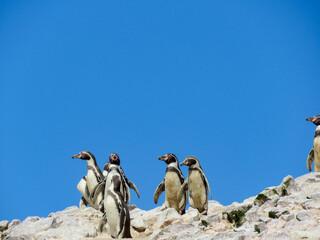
left=1, top=173, right=320, bottom=240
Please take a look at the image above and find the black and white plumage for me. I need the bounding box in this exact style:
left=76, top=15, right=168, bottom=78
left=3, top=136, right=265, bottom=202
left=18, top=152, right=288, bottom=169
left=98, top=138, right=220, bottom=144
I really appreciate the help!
left=154, top=153, right=187, bottom=214
left=306, top=115, right=320, bottom=172
left=102, top=153, right=140, bottom=205
left=178, top=156, right=212, bottom=215
left=72, top=151, right=104, bottom=212
left=103, top=163, right=132, bottom=238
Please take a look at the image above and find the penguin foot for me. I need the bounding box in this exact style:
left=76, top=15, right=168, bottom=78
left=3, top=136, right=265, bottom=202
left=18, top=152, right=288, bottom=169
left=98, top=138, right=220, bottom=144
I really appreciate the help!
left=79, top=197, right=88, bottom=209
left=179, top=209, right=186, bottom=215
left=160, top=205, right=167, bottom=211
left=200, top=209, right=208, bottom=215
left=98, top=216, right=108, bottom=233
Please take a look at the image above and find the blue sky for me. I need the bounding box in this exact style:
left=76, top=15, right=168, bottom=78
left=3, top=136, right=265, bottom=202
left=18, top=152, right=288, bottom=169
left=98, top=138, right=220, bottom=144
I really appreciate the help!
left=1, top=1, right=320, bottom=222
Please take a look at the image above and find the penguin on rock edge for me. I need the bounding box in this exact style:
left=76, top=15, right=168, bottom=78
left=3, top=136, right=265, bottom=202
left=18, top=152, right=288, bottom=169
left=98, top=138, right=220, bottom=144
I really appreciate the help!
left=72, top=151, right=104, bottom=212
left=178, top=156, right=212, bottom=215
left=93, top=153, right=140, bottom=205
left=102, top=160, right=132, bottom=238
left=306, top=115, right=320, bottom=172
left=154, top=153, right=187, bottom=215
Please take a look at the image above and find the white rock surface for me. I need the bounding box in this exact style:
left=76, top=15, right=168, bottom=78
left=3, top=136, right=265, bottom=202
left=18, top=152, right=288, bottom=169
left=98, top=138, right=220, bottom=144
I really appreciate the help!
left=1, top=173, right=320, bottom=239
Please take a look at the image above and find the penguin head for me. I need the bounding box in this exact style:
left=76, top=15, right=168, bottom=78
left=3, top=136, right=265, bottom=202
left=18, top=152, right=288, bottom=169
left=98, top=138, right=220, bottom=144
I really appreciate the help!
left=109, top=153, right=120, bottom=165
left=306, top=115, right=320, bottom=126
left=104, top=162, right=110, bottom=172
left=180, top=156, right=200, bottom=167
left=72, top=151, right=95, bottom=161
left=72, top=151, right=99, bottom=167
left=158, top=153, right=178, bottom=165
left=103, top=162, right=110, bottom=177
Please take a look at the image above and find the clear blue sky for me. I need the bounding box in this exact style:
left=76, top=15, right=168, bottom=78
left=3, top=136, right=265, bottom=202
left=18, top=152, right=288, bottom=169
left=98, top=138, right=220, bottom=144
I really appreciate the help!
left=1, top=1, right=320, bottom=222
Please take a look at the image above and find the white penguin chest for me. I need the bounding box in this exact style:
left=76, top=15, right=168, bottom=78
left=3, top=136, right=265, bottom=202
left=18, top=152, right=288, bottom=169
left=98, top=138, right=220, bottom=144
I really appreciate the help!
left=87, top=170, right=99, bottom=192
left=314, top=137, right=320, bottom=153
left=188, top=170, right=206, bottom=196
left=105, top=193, right=120, bottom=235
left=165, top=172, right=181, bottom=199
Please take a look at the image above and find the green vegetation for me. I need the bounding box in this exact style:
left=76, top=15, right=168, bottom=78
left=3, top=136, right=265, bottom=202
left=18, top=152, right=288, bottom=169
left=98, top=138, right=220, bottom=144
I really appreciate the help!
left=223, top=205, right=252, bottom=227
left=254, top=193, right=271, bottom=207
left=254, top=224, right=261, bottom=233
left=200, top=220, right=208, bottom=227
left=268, top=211, right=279, bottom=219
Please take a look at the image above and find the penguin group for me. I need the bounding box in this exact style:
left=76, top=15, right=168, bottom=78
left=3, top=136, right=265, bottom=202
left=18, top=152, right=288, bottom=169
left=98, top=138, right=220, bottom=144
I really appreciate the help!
left=69, top=115, right=318, bottom=238
left=73, top=151, right=139, bottom=238
left=72, top=151, right=212, bottom=238
left=153, top=153, right=211, bottom=215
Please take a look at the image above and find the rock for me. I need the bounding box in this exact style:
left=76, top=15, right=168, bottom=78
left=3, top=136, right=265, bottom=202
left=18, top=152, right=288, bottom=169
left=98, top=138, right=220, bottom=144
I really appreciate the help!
left=181, top=207, right=200, bottom=223
left=131, top=217, right=147, bottom=232
left=254, top=222, right=266, bottom=233
left=202, top=213, right=220, bottom=225
left=241, top=196, right=256, bottom=205
left=3, top=173, right=320, bottom=240
left=6, top=217, right=53, bottom=239
left=8, top=219, right=21, bottom=228
left=260, top=230, right=289, bottom=240
left=275, top=195, right=304, bottom=211
left=223, top=205, right=252, bottom=227
left=292, top=226, right=320, bottom=239
left=280, top=212, right=294, bottom=221
left=245, top=205, right=262, bottom=223
left=280, top=175, right=302, bottom=196
left=212, top=231, right=246, bottom=240
left=145, top=207, right=181, bottom=230
left=302, top=198, right=320, bottom=210
left=0, top=221, right=9, bottom=232
left=254, top=175, right=302, bottom=207
left=295, top=172, right=320, bottom=196
left=24, top=216, right=40, bottom=223
left=309, top=191, right=320, bottom=200
left=149, top=223, right=202, bottom=240
left=254, top=188, right=278, bottom=207
left=296, top=210, right=312, bottom=221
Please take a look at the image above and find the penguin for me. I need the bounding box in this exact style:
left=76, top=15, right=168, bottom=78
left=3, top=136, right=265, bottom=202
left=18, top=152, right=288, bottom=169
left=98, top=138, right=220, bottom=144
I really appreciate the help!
left=178, top=156, right=212, bottom=215
left=72, top=151, right=105, bottom=212
left=100, top=153, right=140, bottom=205
left=153, top=153, right=187, bottom=214
left=306, top=115, right=320, bottom=172
left=103, top=161, right=132, bottom=238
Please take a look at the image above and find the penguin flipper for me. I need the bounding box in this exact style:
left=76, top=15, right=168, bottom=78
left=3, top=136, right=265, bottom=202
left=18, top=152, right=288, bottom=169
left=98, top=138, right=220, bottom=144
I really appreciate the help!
left=203, top=174, right=212, bottom=200
left=125, top=182, right=131, bottom=204
left=119, top=166, right=140, bottom=199
left=178, top=180, right=188, bottom=203
left=154, top=180, right=165, bottom=204
left=92, top=181, right=105, bottom=204
left=307, top=148, right=314, bottom=172
left=77, top=177, right=92, bottom=206
left=127, top=180, right=140, bottom=199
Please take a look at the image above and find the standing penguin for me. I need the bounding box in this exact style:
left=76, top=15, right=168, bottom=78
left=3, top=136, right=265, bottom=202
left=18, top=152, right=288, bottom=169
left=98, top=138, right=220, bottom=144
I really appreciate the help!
left=306, top=115, right=320, bottom=172
left=72, top=151, right=104, bottom=212
left=94, top=153, right=140, bottom=205
left=178, top=156, right=212, bottom=215
left=154, top=153, right=187, bottom=214
left=103, top=161, right=132, bottom=238
left=108, top=153, right=140, bottom=203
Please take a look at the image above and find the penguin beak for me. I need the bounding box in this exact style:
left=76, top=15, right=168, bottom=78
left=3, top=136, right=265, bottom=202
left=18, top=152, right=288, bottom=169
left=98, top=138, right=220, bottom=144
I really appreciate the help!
left=180, top=159, right=188, bottom=166
left=306, top=117, right=314, bottom=122
left=72, top=153, right=81, bottom=159
left=158, top=155, right=167, bottom=161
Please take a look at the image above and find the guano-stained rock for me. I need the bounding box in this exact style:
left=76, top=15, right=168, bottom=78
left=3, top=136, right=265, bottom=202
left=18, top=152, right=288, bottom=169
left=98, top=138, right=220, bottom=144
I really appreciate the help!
left=1, top=173, right=320, bottom=240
